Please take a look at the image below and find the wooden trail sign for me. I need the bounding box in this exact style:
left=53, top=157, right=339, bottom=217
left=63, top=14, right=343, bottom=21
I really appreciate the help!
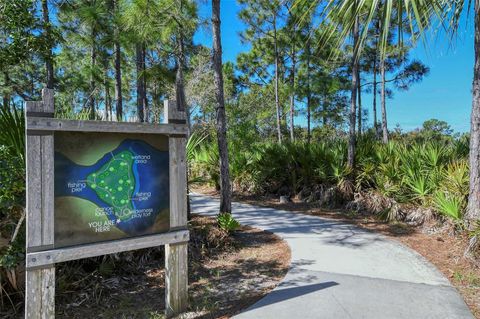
left=25, top=89, right=188, bottom=318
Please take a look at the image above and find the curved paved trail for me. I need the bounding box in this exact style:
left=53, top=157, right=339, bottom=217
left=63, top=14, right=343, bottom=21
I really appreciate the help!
left=190, top=194, right=473, bottom=319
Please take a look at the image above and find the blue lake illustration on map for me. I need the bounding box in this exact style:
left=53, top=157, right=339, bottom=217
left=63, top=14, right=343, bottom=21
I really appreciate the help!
left=55, top=139, right=169, bottom=236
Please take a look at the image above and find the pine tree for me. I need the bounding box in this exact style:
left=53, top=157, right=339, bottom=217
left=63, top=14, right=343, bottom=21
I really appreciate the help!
left=212, top=0, right=232, bottom=214
left=239, top=0, right=285, bottom=143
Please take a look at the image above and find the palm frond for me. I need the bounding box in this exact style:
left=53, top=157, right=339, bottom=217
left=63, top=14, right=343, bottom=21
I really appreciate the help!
left=293, top=0, right=459, bottom=60
left=0, top=107, right=25, bottom=161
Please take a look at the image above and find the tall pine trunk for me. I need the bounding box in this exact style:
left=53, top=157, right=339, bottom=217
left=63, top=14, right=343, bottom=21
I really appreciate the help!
left=42, top=0, right=54, bottom=89
left=380, top=56, right=388, bottom=143
left=466, top=0, right=480, bottom=225
left=322, top=96, right=328, bottom=126
left=273, top=16, right=282, bottom=144
left=373, top=19, right=380, bottom=137
left=103, top=60, right=110, bottom=121
left=306, top=35, right=312, bottom=144
left=142, top=45, right=148, bottom=122
left=373, top=57, right=378, bottom=136
left=3, top=72, right=10, bottom=109
left=174, top=6, right=192, bottom=218
left=89, top=28, right=97, bottom=120
left=348, top=15, right=359, bottom=170
left=357, top=68, right=362, bottom=136
left=175, top=32, right=189, bottom=134
left=212, top=0, right=232, bottom=214
left=289, top=39, right=296, bottom=142
left=136, top=43, right=145, bottom=122
left=113, top=0, right=123, bottom=121
left=153, top=80, right=160, bottom=123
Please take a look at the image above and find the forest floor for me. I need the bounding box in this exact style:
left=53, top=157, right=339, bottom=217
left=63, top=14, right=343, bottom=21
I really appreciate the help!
left=193, top=185, right=480, bottom=318
left=2, top=215, right=290, bottom=319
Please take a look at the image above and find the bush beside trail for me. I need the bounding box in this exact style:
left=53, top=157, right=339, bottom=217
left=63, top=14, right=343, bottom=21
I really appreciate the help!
left=191, top=133, right=477, bottom=235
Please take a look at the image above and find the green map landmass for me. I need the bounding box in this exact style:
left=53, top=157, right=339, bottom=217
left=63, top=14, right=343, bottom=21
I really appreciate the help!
left=86, top=150, right=136, bottom=221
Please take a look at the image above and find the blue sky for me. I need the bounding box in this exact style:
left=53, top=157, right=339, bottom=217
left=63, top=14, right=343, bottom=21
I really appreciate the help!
left=194, top=1, right=474, bottom=133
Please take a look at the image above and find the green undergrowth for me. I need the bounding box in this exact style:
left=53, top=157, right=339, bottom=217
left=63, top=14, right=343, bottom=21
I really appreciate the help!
left=190, top=133, right=470, bottom=224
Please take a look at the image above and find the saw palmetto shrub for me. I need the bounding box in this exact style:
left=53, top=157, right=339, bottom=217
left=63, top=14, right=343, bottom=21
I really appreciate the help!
left=189, top=134, right=470, bottom=225
left=0, top=106, right=27, bottom=307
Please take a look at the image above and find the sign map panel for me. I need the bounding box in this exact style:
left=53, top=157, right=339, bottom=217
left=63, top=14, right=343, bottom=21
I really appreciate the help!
left=54, top=131, right=170, bottom=248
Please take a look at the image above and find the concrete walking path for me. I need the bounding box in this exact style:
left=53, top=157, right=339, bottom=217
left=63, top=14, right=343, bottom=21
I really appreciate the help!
left=190, top=194, right=474, bottom=319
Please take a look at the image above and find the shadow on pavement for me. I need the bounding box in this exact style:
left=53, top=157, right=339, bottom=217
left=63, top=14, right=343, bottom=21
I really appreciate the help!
left=243, top=281, right=339, bottom=312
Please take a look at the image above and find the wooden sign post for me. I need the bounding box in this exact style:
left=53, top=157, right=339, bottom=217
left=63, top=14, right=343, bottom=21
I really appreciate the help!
left=24, top=89, right=189, bottom=318
left=25, top=89, right=55, bottom=318
left=163, top=99, right=188, bottom=317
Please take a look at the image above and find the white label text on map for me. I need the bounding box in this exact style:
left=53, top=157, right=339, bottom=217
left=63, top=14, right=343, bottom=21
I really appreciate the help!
left=68, top=182, right=86, bottom=193
left=133, top=154, right=150, bottom=164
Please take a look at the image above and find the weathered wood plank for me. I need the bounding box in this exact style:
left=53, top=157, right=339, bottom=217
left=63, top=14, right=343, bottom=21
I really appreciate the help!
left=25, top=93, right=55, bottom=319
left=25, top=268, right=41, bottom=317
left=25, top=101, right=43, bottom=114
left=26, top=230, right=189, bottom=269
left=42, top=88, right=54, bottom=112
left=41, top=268, right=55, bottom=317
left=165, top=242, right=188, bottom=318
left=27, top=117, right=188, bottom=135
left=163, top=100, right=186, bottom=123
left=26, top=134, right=42, bottom=249
left=41, top=134, right=54, bottom=246
left=164, top=99, right=188, bottom=317
left=169, top=137, right=187, bottom=229
left=25, top=268, right=55, bottom=318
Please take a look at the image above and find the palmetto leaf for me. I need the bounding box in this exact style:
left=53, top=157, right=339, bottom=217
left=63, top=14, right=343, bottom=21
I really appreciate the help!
left=0, top=107, right=25, bottom=161
left=442, top=160, right=469, bottom=197
left=186, top=131, right=208, bottom=162
left=433, top=191, right=464, bottom=220
left=405, top=174, right=433, bottom=203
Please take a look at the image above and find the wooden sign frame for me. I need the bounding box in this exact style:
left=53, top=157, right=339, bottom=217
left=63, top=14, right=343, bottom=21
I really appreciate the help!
left=24, top=89, right=188, bottom=318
